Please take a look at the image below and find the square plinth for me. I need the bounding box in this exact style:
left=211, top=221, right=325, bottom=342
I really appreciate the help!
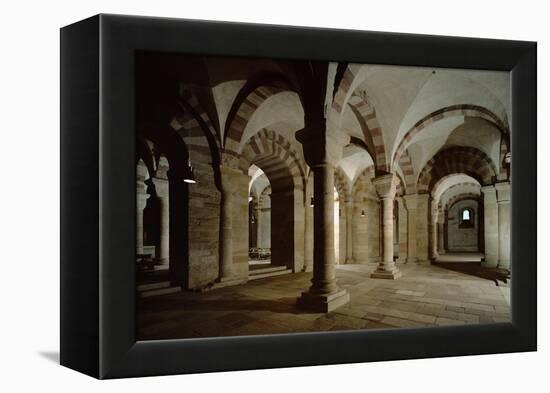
left=296, top=289, right=350, bottom=312
left=370, top=269, right=402, bottom=279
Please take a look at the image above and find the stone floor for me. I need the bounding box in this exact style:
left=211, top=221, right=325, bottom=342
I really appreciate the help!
left=137, top=262, right=511, bottom=341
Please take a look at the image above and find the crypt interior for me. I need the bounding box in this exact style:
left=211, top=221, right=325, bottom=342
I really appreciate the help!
left=136, top=53, right=512, bottom=340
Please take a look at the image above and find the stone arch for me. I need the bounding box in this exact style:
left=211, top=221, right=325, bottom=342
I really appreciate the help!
left=417, top=146, right=497, bottom=194
left=392, top=104, right=509, bottom=171
left=223, top=73, right=300, bottom=163
left=239, top=130, right=306, bottom=272
left=239, top=129, right=306, bottom=193
left=347, top=96, right=387, bottom=173
left=396, top=149, right=416, bottom=193
left=445, top=195, right=483, bottom=253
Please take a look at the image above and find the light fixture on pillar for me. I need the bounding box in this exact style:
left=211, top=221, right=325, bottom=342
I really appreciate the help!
left=361, top=209, right=365, bottom=217
left=310, top=197, right=315, bottom=207
left=248, top=196, right=253, bottom=202
left=251, top=214, right=255, bottom=224
left=183, top=150, right=196, bottom=184
left=183, top=164, right=196, bottom=184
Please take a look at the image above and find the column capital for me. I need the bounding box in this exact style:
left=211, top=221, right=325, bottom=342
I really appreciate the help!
left=372, top=173, right=398, bottom=199
left=481, top=184, right=496, bottom=194
left=152, top=176, right=169, bottom=198
left=296, top=122, right=349, bottom=167
left=495, top=181, right=511, bottom=203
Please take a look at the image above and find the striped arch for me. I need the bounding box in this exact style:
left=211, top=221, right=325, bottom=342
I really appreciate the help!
left=239, top=129, right=306, bottom=193
left=347, top=96, right=387, bottom=173
left=179, top=85, right=221, bottom=148
left=223, top=85, right=287, bottom=163
left=392, top=104, right=510, bottom=170
left=172, top=109, right=215, bottom=161
left=417, top=146, right=497, bottom=194
left=445, top=193, right=482, bottom=213
left=396, top=148, right=416, bottom=193
left=331, top=67, right=355, bottom=114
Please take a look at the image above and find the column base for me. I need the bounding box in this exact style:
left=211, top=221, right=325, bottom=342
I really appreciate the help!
left=482, top=260, right=498, bottom=268
left=296, top=289, right=350, bottom=313
left=406, top=257, right=418, bottom=264
left=213, top=276, right=247, bottom=289
left=370, top=268, right=402, bottom=279
left=345, top=258, right=355, bottom=264
left=497, top=261, right=510, bottom=270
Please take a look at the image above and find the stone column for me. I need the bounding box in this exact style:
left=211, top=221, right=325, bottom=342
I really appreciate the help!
left=136, top=160, right=150, bottom=256
left=403, top=194, right=417, bottom=263
left=429, top=200, right=439, bottom=261
left=254, top=201, right=261, bottom=248
left=495, top=182, right=511, bottom=269
left=152, top=177, right=170, bottom=267
left=416, top=194, right=430, bottom=262
left=344, top=198, right=355, bottom=264
left=437, top=208, right=446, bottom=255
left=303, top=192, right=313, bottom=272
left=396, top=197, right=408, bottom=263
left=297, top=162, right=350, bottom=311
left=481, top=185, right=499, bottom=267
left=295, top=123, right=350, bottom=312
left=136, top=177, right=149, bottom=256
left=371, top=174, right=402, bottom=279
left=218, top=165, right=239, bottom=282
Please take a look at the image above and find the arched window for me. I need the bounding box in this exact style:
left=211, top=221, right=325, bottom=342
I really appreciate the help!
left=459, top=207, right=474, bottom=228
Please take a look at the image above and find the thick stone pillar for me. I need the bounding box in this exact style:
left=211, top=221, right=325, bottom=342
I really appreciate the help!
left=403, top=194, right=417, bottom=263
left=481, top=185, right=499, bottom=267
left=344, top=198, right=355, bottom=264
left=371, top=174, right=402, bottom=279
left=437, top=209, right=446, bottom=255
left=218, top=165, right=239, bottom=282
left=152, top=177, right=170, bottom=268
left=495, top=182, right=511, bottom=269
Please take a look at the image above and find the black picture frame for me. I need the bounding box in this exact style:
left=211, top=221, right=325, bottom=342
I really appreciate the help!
left=60, top=14, right=536, bottom=379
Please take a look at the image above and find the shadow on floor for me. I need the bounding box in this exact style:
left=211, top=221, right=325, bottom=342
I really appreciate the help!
left=38, top=351, right=59, bottom=364
left=432, top=262, right=510, bottom=285
left=140, top=296, right=316, bottom=315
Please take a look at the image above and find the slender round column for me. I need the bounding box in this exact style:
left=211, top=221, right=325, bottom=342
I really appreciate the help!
left=437, top=210, right=446, bottom=255
left=344, top=199, right=355, bottom=264
left=310, top=163, right=338, bottom=294
left=495, top=182, right=511, bottom=269
left=303, top=193, right=313, bottom=271
left=136, top=160, right=150, bottom=256
left=371, top=174, right=401, bottom=279
left=136, top=193, right=149, bottom=255
left=152, top=177, right=170, bottom=266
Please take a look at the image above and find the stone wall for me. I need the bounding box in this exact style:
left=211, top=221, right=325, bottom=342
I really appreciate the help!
left=447, top=199, right=480, bottom=252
